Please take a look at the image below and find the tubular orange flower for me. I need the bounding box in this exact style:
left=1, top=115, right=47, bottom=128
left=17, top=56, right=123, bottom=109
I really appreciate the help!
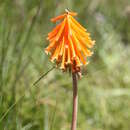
left=45, top=10, right=95, bottom=73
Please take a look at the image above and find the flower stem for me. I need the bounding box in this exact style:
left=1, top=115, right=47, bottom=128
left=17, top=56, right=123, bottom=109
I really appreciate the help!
left=71, top=72, right=78, bottom=130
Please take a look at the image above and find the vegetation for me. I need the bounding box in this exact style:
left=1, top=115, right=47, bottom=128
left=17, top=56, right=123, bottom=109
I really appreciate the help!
left=0, top=0, right=130, bottom=130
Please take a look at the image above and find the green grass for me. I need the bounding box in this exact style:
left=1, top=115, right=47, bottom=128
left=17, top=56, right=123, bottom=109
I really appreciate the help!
left=0, top=0, right=130, bottom=130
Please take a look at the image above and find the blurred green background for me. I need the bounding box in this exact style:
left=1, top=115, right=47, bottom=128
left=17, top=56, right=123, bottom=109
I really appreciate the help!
left=0, top=0, right=130, bottom=130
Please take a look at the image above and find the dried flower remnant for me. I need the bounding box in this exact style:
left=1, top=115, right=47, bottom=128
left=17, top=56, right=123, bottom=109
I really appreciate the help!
left=45, top=10, right=95, bottom=73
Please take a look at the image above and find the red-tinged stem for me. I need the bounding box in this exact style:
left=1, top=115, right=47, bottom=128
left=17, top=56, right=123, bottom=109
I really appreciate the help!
left=71, top=72, right=78, bottom=130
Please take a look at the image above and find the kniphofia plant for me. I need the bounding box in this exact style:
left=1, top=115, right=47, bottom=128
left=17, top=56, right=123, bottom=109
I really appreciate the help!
left=45, top=9, right=95, bottom=130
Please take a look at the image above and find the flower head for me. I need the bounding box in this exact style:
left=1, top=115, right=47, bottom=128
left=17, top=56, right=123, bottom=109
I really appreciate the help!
left=45, top=10, right=95, bottom=73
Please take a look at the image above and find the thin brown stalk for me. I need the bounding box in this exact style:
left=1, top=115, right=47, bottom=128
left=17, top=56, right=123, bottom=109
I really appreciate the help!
left=71, top=72, right=78, bottom=130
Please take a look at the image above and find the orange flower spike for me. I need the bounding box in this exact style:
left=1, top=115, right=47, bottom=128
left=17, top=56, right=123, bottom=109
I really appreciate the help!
left=45, top=10, right=95, bottom=73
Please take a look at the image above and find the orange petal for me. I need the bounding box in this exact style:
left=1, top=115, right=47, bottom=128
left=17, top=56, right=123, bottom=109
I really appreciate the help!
left=68, top=11, right=77, bottom=16
left=59, top=37, right=65, bottom=56
left=50, top=45, right=59, bottom=62
left=51, top=14, right=66, bottom=22
left=64, top=45, right=68, bottom=61
left=48, top=22, right=61, bottom=37
left=64, top=17, right=69, bottom=37
left=77, top=36, right=93, bottom=48
left=67, top=15, right=73, bottom=36
left=72, top=27, right=95, bottom=48
left=69, top=15, right=86, bottom=32
left=77, top=51, right=87, bottom=65
left=70, top=20, right=89, bottom=38
left=67, top=17, right=76, bottom=58
left=47, top=37, right=55, bottom=42
left=56, top=41, right=62, bottom=60
left=60, top=47, right=66, bottom=70
left=45, top=41, right=57, bottom=54
left=66, top=46, right=71, bottom=64
left=81, top=44, right=93, bottom=57
left=71, top=30, right=81, bottom=50
left=68, top=35, right=76, bottom=58
left=47, top=34, right=56, bottom=42
left=75, top=56, right=82, bottom=67
left=73, top=31, right=93, bottom=48
left=55, top=18, right=66, bottom=41
left=71, top=33, right=87, bottom=65
left=83, top=37, right=95, bottom=47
